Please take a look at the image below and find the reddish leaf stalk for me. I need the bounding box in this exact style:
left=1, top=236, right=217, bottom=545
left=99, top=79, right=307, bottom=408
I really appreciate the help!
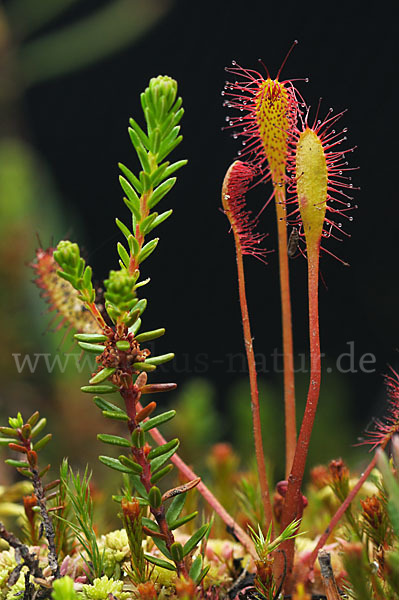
left=234, top=232, right=274, bottom=530
left=221, top=161, right=273, bottom=530
left=275, top=187, right=297, bottom=477
left=279, top=243, right=321, bottom=585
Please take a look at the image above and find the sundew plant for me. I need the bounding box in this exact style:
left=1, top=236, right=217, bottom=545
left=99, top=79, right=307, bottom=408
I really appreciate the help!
left=1, top=56, right=399, bottom=600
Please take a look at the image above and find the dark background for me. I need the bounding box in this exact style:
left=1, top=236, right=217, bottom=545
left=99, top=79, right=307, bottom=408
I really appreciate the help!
left=3, top=0, right=398, bottom=444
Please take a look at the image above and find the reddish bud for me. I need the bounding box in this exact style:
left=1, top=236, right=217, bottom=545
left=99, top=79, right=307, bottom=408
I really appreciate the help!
left=27, top=450, right=38, bottom=467
left=310, top=465, right=330, bottom=489
left=121, top=497, right=141, bottom=521
left=143, top=442, right=152, bottom=457
left=23, top=493, right=38, bottom=516
left=360, top=495, right=384, bottom=528
left=175, top=577, right=197, bottom=599
left=136, top=582, right=157, bottom=600
left=328, top=458, right=349, bottom=483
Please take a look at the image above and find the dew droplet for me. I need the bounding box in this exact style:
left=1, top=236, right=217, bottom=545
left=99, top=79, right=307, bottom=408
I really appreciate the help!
left=237, top=151, right=242, bottom=156
left=339, top=170, right=343, bottom=175
left=329, top=107, right=333, bottom=112
left=305, top=78, right=309, bottom=83
left=347, top=202, right=351, bottom=207
left=232, top=60, right=237, bottom=66
left=343, top=127, right=348, bottom=132
left=225, top=116, right=230, bottom=122
left=349, top=216, right=353, bottom=221
left=338, top=222, right=342, bottom=228
left=221, top=91, right=225, bottom=96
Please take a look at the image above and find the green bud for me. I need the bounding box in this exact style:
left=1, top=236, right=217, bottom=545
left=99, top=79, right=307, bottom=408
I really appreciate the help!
left=54, top=240, right=80, bottom=268
left=9, top=413, right=23, bottom=429
left=116, top=340, right=130, bottom=352
left=148, top=486, right=162, bottom=508
left=104, top=270, right=137, bottom=320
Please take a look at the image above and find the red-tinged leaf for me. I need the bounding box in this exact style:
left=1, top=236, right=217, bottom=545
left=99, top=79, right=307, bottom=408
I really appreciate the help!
left=141, top=383, right=177, bottom=394
left=8, top=443, right=28, bottom=453
left=136, top=402, right=157, bottom=423
left=47, top=505, right=65, bottom=512
left=44, top=479, right=60, bottom=491
left=162, top=478, right=201, bottom=502
left=142, top=525, right=168, bottom=540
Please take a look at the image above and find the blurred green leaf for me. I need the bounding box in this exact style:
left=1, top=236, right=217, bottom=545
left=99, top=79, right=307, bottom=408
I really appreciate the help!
left=19, top=0, right=174, bottom=86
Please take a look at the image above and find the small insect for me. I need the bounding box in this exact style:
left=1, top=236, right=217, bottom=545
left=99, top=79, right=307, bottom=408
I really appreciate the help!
left=287, top=226, right=300, bottom=258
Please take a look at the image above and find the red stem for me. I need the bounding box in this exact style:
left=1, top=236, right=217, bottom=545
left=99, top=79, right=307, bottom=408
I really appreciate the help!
left=129, top=190, right=151, bottom=274
left=279, top=243, right=321, bottom=587
left=234, top=231, right=274, bottom=531
left=87, top=302, right=107, bottom=331
left=136, top=399, right=257, bottom=559
left=275, top=189, right=296, bottom=477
